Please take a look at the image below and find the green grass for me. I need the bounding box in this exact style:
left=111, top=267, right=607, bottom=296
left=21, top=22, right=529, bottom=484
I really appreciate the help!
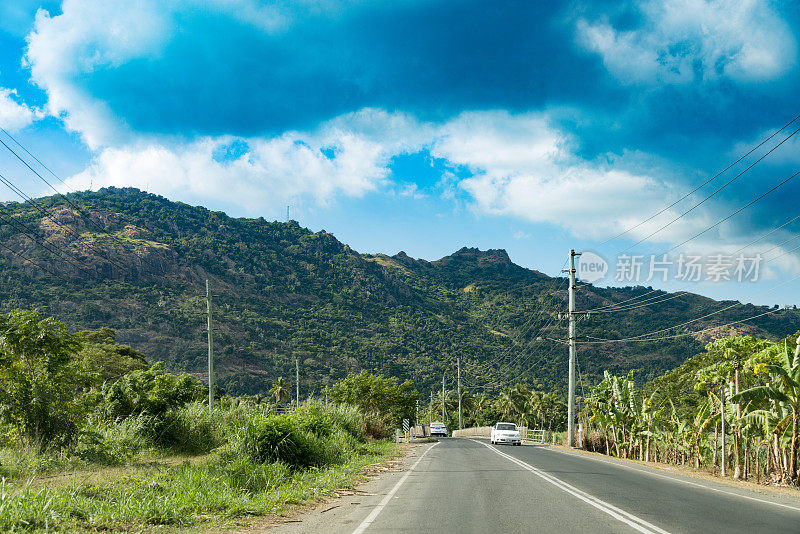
left=0, top=440, right=397, bottom=532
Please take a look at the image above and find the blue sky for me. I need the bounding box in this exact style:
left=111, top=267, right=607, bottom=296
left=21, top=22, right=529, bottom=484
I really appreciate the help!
left=1, top=0, right=799, bottom=304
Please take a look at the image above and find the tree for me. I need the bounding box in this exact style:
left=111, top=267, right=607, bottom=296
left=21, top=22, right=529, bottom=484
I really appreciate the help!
left=101, top=362, right=203, bottom=420
left=0, top=310, right=95, bottom=449
left=271, top=376, right=292, bottom=403
left=324, top=371, right=419, bottom=425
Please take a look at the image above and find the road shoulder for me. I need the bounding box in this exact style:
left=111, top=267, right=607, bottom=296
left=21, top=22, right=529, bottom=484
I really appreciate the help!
left=238, top=441, right=437, bottom=534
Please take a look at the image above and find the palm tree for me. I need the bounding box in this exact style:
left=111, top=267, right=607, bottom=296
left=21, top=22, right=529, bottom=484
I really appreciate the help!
left=270, top=376, right=291, bottom=404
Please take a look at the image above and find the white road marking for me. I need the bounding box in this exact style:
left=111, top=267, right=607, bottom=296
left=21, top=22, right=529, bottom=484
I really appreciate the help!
left=541, top=445, right=800, bottom=514
left=351, top=442, right=439, bottom=534
left=473, top=439, right=672, bottom=534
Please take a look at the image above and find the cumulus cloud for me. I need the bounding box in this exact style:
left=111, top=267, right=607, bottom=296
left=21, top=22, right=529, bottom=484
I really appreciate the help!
left=65, top=124, right=403, bottom=212
left=0, top=87, right=43, bottom=131
left=576, top=0, right=797, bottom=84
left=19, top=0, right=799, bottom=256
left=65, top=107, right=707, bottom=244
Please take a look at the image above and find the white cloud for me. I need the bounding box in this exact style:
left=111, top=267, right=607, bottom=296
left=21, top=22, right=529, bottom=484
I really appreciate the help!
left=576, top=0, right=797, bottom=84
left=64, top=107, right=717, bottom=244
left=65, top=128, right=396, bottom=213
left=0, top=87, right=43, bottom=131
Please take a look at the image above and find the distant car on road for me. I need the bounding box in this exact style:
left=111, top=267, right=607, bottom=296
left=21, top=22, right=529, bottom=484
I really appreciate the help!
left=430, top=421, right=448, bottom=437
left=491, top=422, right=521, bottom=445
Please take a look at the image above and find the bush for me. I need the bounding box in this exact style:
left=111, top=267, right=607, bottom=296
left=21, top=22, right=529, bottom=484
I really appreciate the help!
left=154, top=403, right=223, bottom=454
left=74, top=429, right=133, bottom=466
left=289, top=402, right=336, bottom=437
left=232, top=413, right=323, bottom=468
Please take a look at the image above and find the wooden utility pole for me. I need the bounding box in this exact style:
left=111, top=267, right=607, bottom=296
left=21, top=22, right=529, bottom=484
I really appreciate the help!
left=458, top=357, right=462, bottom=430
left=206, top=279, right=214, bottom=413
left=442, top=373, right=446, bottom=422
left=295, top=358, right=300, bottom=406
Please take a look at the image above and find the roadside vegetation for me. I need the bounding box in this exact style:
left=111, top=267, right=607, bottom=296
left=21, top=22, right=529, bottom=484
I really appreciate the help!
left=0, top=309, right=409, bottom=532
left=583, top=334, right=800, bottom=486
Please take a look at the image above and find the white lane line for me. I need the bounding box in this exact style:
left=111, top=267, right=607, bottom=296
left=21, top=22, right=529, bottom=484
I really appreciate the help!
left=541, top=445, right=800, bottom=514
left=473, top=440, right=672, bottom=534
left=351, top=441, right=439, bottom=534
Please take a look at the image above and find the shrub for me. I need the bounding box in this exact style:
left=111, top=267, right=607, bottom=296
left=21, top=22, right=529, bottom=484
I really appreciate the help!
left=289, top=402, right=336, bottom=437
left=232, top=413, right=323, bottom=468
left=154, top=403, right=223, bottom=454
left=74, top=429, right=133, bottom=466
left=101, top=362, right=204, bottom=421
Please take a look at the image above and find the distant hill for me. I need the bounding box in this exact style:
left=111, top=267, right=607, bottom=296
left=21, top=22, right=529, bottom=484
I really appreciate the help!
left=1, top=187, right=798, bottom=395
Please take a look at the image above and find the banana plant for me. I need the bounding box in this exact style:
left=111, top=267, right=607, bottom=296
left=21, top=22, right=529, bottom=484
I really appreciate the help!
left=732, top=334, right=800, bottom=484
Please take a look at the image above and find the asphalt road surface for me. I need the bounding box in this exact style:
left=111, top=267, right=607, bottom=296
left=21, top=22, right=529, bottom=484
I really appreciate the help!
left=284, top=437, right=800, bottom=534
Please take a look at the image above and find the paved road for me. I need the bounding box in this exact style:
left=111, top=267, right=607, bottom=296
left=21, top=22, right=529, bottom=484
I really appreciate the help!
left=270, top=438, right=800, bottom=533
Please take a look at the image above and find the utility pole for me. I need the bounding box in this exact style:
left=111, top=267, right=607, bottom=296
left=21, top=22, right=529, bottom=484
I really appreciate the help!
left=457, top=357, right=462, bottom=430
left=295, top=358, right=300, bottom=406
left=442, top=373, right=446, bottom=422
left=206, top=279, right=214, bottom=413
left=430, top=390, right=434, bottom=424
left=565, top=249, right=580, bottom=448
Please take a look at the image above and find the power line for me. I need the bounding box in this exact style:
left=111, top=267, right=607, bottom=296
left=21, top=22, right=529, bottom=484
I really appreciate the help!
left=576, top=306, right=788, bottom=344
left=618, top=125, right=800, bottom=254
left=0, top=235, right=75, bottom=283
left=578, top=271, right=800, bottom=343
left=729, top=213, right=800, bottom=256
left=0, top=171, right=133, bottom=275
left=666, top=169, right=800, bottom=253
left=0, top=134, right=169, bottom=278
left=594, top=112, right=800, bottom=248
left=0, top=205, right=98, bottom=278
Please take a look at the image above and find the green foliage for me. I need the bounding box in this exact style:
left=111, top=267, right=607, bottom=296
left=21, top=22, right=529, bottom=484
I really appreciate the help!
left=231, top=405, right=358, bottom=469
left=75, top=327, right=148, bottom=381
left=100, top=362, right=203, bottom=420
left=0, top=440, right=394, bottom=532
left=591, top=334, right=800, bottom=485
left=270, top=376, right=291, bottom=403
left=2, top=188, right=798, bottom=400
left=0, top=310, right=97, bottom=449
left=324, top=371, right=419, bottom=427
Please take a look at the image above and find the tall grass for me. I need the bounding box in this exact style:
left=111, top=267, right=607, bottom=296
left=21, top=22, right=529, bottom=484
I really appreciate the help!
left=0, top=401, right=398, bottom=531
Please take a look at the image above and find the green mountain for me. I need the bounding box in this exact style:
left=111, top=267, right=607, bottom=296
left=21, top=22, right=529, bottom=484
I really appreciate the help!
left=1, top=187, right=798, bottom=395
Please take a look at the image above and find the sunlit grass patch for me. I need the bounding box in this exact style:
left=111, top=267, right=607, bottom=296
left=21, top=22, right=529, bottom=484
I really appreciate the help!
left=1, top=437, right=396, bottom=532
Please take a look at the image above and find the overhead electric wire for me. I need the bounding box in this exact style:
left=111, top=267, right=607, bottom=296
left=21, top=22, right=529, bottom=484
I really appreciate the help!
left=666, top=169, right=800, bottom=253
left=0, top=134, right=168, bottom=277
left=0, top=127, right=73, bottom=190
left=0, top=205, right=98, bottom=277
left=592, top=112, right=800, bottom=249
left=576, top=306, right=787, bottom=344
left=465, top=262, right=567, bottom=375
left=729, top=213, right=800, bottom=256
left=0, top=238, right=74, bottom=282
left=0, top=171, right=132, bottom=275
left=577, top=271, right=800, bottom=344
left=590, top=290, right=689, bottom=313
left=619, top=125, right=800, bottom=254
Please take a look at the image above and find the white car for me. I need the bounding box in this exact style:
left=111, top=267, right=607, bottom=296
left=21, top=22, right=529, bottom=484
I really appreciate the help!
left=491, top=422, right=521, bottom=445
left=430, top=421, right=447, bottom=437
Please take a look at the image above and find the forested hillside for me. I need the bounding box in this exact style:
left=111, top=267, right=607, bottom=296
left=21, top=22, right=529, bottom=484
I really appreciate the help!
left=1, top=187, right=798, bottom=395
